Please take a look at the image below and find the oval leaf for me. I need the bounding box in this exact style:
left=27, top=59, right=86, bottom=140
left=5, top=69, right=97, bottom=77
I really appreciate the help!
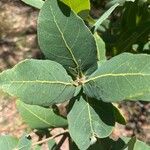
left=0, top=135, right=18, bottom=150
left=68, top=96, right=115, bottom=150
left=17, top=100, right=68, bottom=129
left=84, top=53, right=150, bottom=102
left=38, top=0, right=97, bottom=76
left=0, top=59, right=75, bottom=106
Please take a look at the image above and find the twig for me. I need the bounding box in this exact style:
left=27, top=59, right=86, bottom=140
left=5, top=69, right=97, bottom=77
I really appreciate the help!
left=32, top=129, right=69, bottom=146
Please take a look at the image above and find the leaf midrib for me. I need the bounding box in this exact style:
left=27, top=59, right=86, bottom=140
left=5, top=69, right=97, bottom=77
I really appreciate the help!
left=86, top=97, right=95, bottom=138
left=85, top=73, right=150, bottom=83
left=8, top=80, right=72, bottom=85
left=20, top=102, right=55, bottom=126
left=49, top=3, right=79, bottom=70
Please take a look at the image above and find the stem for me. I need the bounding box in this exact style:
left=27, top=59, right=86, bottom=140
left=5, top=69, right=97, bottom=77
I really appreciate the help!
left=32, top=129, right=69, bottom=146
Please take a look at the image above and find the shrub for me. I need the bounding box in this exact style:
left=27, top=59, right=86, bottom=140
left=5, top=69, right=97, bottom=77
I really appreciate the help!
left=0, top=0, right=150, bottom=149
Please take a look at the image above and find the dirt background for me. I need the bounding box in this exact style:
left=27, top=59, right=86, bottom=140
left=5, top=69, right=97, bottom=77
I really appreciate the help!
left=0, top=0, right=150, bottom=148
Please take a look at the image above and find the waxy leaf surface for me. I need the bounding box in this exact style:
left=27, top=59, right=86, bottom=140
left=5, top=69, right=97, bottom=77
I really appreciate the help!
left=0, top=59, right=75, bottom=106
left=0, top=135, right=32, bottom=150
left=17, top=100, right=68, bottom=129
left=17, top=101, right=68, bottom=129
left=38, top=0, right=97, bottom=76
left=68, top=96, right=115, bottom=150
left=84, top=53, right=150, bottom=102
left=0, top=135, right=18, bottom=150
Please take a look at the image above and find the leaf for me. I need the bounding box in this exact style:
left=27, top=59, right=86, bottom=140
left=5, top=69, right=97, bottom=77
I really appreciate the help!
left=106, top=0, right=135, bottom=8
left=94, top=33, right=106, bottom=62
left=0, top=135, right=38, bottom=150
left=21, top=0, right=44, bottom=9
left=123, top=136, right=136, bottom=150
left=135, top=93, right=150, bottom=101
left=0, top=59, right=75, bottom=106
left=132, top=138, right=150, bottom=150
left=83, top=53, right=150, bottom=102
left=122, top=137, right=150, bottom=150
left=88, top=137, right=126, bottom=150
left=113, top=105, right=126, bottom=125
left=68, top=96, right=115, bottom=150
left=60, top=0, right=90, bottom=20
left=88, top=136, right=150, bottom=150
left=0, top=135, right=18, bottom=150
left=33, top=145, right=42, bottom=150
left=94, top=3, right=119, bottom=32
left=73, top=85, right=82, bottom=97
left=60, top=0, right=90, bottom=14
left=17, top=100, right=68, bottom=129
left=48, top=139, right=57, bottom=149
left=17, top=135, right=32, bottom=150
left=38, top=0, right=97, bottom=76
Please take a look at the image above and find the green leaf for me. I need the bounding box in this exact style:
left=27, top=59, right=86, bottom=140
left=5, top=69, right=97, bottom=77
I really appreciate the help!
left=48, top=140, right=57, bottom=149
left=94, top=33, right=106, bottom=62
left=0, top=135, right=37, bottom=150
left=60, top=0, right=90, bottom=14
left=17, top=135, right=32, bottom=150
left=88, top=137, right=125, bottom=150
left=68, top=96, right=115, bottom=150
left=113, top=105, right=126, bottom=125
left=132, top=138, right=150, bottom=150
left=84, top=53, right=150, bottom=102
left=0, top=59, right=75, bottom=106
left=21, top=0, right=44, bottom=9
left=94, top=3, right=119, bottom=32
left=135, top=93, right=150, bottom=101
left=38, top=0, right=97, bottom=76
left=123, top=136, right=136, bottom=150
left=0, top=135, right=18, bottom=150
left=73, top=85, right=82, bottom=97
left=33, top=145, right=42, bottom=150
left=60, top=0, right=90, bottom=20
left=122, top=137, right=150, bottom=150
left=17, top=100, right=68, bottom=129
left=88, top=136, right=150, bottom=150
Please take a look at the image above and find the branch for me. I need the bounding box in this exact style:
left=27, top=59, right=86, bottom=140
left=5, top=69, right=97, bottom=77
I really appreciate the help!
left=32, top=129, right=69, bottom=146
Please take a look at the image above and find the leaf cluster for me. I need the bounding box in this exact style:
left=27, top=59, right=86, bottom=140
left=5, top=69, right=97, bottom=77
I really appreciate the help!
left=0, top=0, right=150, bottom=149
